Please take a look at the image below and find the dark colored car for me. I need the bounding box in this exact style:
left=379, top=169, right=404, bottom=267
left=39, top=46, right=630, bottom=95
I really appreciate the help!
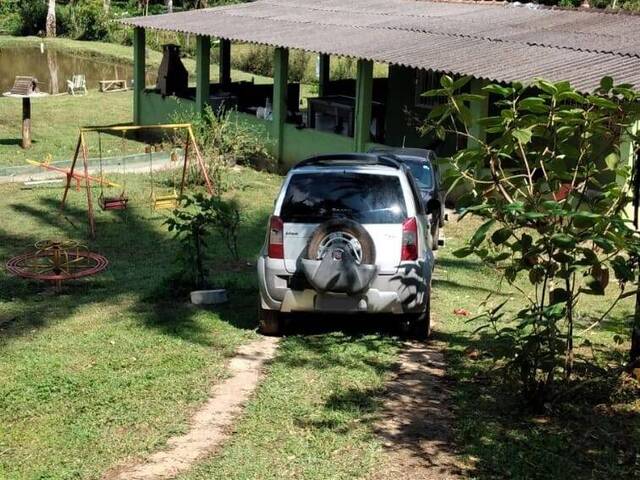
left=369, top=148, right=445, bottom=249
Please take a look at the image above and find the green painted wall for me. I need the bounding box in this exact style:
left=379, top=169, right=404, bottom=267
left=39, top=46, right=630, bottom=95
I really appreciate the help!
left=282, top=124, right=355, bottom=167
left=139, top=91, right=196, bottom=125
left=139, top=91, right=401, bottom=167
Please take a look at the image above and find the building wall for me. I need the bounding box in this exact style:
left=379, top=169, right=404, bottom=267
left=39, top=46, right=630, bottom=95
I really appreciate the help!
left=139, top=91, right=196, bottom=125
left=139, top=90, right=412, bottom=167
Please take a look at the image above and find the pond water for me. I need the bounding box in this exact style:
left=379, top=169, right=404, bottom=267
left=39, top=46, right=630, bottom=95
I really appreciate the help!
left=0, top=45, right=156, bottom=94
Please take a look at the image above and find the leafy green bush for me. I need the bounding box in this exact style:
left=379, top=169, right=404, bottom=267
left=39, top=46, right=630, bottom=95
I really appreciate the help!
left=172, top=106, right=274, bottom=189
left=70, top=0, right=110, bottom=41
left=15, top=0, right=47, bottom=35
left=620, top=0, right=640, bottom=10
left=0, top=12, right=21, bottom=35
left=421, top=75, right=640, bottom=408
left=233, top=45, right=273, bottom=77
left=289, top=50, right=311, bottom=83
left=332, top=57, right=356, bottom=80
left=55, top=4, right=73, bottom=37
left=165, top=193, right=243, bottom=289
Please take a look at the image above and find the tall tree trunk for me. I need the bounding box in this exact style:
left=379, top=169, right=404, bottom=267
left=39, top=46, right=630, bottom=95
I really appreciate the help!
left=47, top=49, right=59, bottom=94
left=46, top=0, right=56, bottom=37
left=103, top=0, right=110, bottom=13
left=166, top=0, right=173, bottom=13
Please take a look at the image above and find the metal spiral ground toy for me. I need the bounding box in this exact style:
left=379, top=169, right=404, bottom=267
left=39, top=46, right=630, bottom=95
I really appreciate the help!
left=6, top=240, right=108, bottom=290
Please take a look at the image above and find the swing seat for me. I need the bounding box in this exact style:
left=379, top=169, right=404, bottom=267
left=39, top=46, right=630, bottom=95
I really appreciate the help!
left=100, top=195, right=129, bottom=211
left=152, top=192, right=178, bottom=210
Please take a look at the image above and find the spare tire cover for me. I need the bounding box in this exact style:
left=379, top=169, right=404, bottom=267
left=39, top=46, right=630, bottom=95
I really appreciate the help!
left=301, top=219, right=377, bottom=295
left=306, top=218, right=376, bottom=264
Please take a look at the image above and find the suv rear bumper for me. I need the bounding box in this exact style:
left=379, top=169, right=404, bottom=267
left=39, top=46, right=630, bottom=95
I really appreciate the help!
left=258, top=256, right=429, bottom=314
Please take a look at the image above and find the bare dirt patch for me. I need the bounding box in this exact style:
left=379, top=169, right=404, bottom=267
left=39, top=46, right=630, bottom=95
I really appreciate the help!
left=371, top=339, right=471, bottom=480
left=104, top=336, right=279, bottom=480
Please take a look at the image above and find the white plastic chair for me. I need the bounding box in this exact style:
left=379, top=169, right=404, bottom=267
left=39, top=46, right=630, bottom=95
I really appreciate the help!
left=67, top=74, right=87, bottom=96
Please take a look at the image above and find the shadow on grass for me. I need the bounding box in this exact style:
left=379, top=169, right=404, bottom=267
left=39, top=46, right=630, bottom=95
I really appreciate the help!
left=438, top=325, right=640, bottom=479
left=0, top=191, right=271, bottom=346
left=0, top=138, right=28, bottom=146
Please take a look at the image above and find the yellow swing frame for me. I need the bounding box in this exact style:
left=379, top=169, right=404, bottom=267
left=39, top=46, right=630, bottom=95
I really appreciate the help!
left=60, top=123, right=214, bottom=239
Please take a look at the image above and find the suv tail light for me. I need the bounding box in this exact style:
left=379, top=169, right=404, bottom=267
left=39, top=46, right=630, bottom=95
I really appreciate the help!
left=268, top=215, right=284, bottom=259
left=401, top=217, right=418, bottom=261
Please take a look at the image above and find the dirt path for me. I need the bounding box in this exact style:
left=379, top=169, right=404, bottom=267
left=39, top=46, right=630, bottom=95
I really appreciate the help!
left=371, top=340, right=471, bottom=480
left=104, top=336, right=279, bottom=480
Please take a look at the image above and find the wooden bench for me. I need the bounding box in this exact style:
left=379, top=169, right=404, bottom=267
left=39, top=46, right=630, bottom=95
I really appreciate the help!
left=99, top=79, right=128, bottom=93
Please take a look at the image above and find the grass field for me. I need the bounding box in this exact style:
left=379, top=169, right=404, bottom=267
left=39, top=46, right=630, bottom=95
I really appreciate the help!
left=0, top=61, right=638, bottom=479
left=0, top=168, right=637, bottom=478
left=0, top=167, right=278, bottom=478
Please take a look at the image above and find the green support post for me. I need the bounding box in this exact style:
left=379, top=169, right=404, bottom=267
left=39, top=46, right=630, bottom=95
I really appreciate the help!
left=219, top=39, right=231, bottom=87
left=621, top=119, right=640, bottom=224
left=195, top=35, right=211, bottom=116
left=354, top=59, right=373, bottom=152
left=467, top=78, right=489, bottom=149
left=133, top=27, right=146, bottom=125
left=318, top=54, right=330, bottom=97
left=273, top=47, right=289, bottom=163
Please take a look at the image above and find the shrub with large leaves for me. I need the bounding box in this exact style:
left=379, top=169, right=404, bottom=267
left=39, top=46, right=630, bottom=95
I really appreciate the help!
left=422, top=76, right=640, bottom=407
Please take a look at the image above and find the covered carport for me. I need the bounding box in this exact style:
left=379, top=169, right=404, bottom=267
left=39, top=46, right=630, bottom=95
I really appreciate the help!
left=121, top=0, right=640, bottom=167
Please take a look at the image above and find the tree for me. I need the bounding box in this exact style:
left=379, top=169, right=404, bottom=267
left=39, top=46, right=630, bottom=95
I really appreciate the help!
left=46, top=0, right=56, bottom=37
left=421, top=75, right=640, bottom=408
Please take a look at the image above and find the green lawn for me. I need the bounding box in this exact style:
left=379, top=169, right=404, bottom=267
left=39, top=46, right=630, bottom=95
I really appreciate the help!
left=0, top=61, right=638, bottom=479
left=435, top=217, right=639, bottom=479
left=0, top=167, right=282, bottom=478
left=1, top=167, right=637, bottom=479
left=0, top=90, right=134, bottom=166
left=167, top=213, right=638, bottom=480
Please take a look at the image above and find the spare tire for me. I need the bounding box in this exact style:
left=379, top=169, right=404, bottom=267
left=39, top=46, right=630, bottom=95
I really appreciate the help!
left=306, top=218, right=376, bottom=265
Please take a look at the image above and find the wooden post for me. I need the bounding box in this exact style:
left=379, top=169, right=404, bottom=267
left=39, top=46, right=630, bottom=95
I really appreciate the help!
left=21, top=97, right=31, bottom=149
left=354, top=59, right=373, bottom=152
left=318, top=54, right=330, bottom=97
left=273, top=47, right=289, bottom=164
left=219, top=39, right=231, bottom=87
left=133, top=27, right=146, bottom=125
left=195, top=35, right=211, bottom=116
left=468, top=78, right=489, bottom=149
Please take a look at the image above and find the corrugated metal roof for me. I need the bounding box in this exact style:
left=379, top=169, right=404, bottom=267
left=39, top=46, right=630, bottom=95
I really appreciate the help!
left=121, top=0, right=640, bottom=92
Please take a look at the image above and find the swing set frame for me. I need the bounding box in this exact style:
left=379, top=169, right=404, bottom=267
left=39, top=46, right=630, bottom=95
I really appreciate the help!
left=60, top=123, right=214, bottom=239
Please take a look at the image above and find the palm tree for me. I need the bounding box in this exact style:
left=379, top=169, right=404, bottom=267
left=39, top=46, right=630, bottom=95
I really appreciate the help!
left=46, top=0, right=56, bottom=37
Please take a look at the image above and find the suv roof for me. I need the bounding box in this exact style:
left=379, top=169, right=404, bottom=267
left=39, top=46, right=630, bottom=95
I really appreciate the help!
left=368, top=147, right=436, bottom=161
left=294, top=153, right=402, bottom=170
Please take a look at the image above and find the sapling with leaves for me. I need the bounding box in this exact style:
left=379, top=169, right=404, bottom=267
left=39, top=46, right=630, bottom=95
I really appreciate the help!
left=421, top=75, right=640, bottom=407
left=165, top=194, right=215, bottom=290
left=165, top=193, right=244, bottom=290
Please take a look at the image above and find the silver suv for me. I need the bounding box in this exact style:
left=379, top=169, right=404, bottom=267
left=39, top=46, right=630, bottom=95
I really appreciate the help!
left=257, top=154, right=435, bottom=337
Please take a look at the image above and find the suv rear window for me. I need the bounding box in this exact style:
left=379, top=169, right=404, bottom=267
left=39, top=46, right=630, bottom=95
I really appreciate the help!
left=280, top=172, right=407, bottom=224
left=403, top=158, right=434, bottom=189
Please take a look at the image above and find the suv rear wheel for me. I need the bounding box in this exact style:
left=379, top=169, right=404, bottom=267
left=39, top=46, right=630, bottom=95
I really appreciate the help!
left=404, top=293, right=431, bottom=339
left=258, top=307, right=282, bottom=336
